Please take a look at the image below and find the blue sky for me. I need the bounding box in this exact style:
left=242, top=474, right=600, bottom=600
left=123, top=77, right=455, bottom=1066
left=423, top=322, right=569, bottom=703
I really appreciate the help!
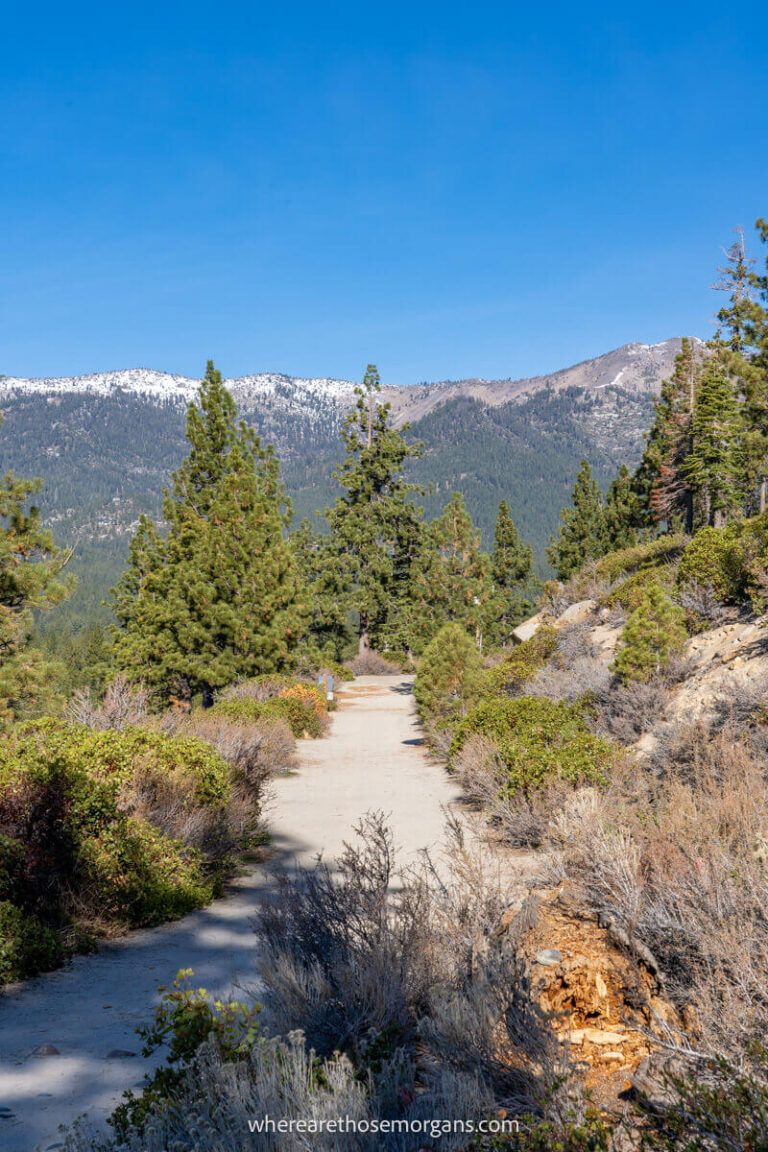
left=2, top=1, right=766, bottom=383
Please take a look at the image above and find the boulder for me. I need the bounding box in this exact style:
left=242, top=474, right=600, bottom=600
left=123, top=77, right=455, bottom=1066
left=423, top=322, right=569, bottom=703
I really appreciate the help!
left=511, top=612, right=547, bottom=644
left=556, top=599, right=597, bottom=627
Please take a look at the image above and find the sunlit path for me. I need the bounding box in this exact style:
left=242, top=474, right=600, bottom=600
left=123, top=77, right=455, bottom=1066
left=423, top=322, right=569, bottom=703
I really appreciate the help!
left=0, top=676, right=460, bottom=1151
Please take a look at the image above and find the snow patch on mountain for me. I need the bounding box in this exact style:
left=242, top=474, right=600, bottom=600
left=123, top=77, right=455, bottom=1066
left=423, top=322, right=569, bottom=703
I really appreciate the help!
left=0, top=369, right=359, bottom=414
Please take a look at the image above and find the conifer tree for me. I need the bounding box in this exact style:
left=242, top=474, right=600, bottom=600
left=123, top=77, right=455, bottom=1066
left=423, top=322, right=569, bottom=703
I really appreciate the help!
left=491, top=501, right=533, bottom=639
left=291, top=519, right=353, bottom=661
left=408, top=492, right=496, bottom=651
left=633, top=338, right=700, bottom=534
left=0, top=433, right=74, bottom=724
left=613, top=582, right=688, bottom=683
left=114, top=363, right=305, bottom=702
left=682, top=353, right=743, bottom=528
left=604, top=465, right=638, bottom=550
left=547, top=460, right=608, bottom=580
left=325, top=364, right=423, bottom=655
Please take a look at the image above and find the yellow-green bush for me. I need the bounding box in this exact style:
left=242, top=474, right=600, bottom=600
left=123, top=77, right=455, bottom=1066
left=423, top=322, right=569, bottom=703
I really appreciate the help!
left=603, top=562, right=677, bottom=611
left=413, top=623, right=482, bottom=728
left=451, top=696, right=613, bottom=795
left=479, top=626, right=559, bottom=698
left=211, top=692, right=327, bottom=738
left=0, top=721, right=234, bottom=982
left=672, top=514, right=768, bottom=613
left=595, top=534, right=687, bottom=582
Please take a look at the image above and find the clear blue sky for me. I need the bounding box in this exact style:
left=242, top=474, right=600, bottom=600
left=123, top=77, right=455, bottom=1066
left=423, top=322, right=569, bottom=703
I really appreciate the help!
left=2, top=1, right=766, bottom=383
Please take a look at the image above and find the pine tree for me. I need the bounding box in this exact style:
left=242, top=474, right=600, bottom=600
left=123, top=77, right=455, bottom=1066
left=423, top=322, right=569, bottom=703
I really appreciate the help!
left=113, top=364, right=306, bottom=702
left=0, top=436, right=74, bottom=725
left=291, top=519, right=353, bottom=661
left=604, top=465, right=638, bottom=550
left=325, top=364, right=423, bottom=655
left=633, top=338, right=700, bottom=534
left=682, top=352, right=744, bottom=528
left=408, top=492, right=496, bottom=652
left=491, top=501, right=533, bottom=640
left=547, top=460, right=608, bottom=580
left=613, top=582, right=688, bottom=683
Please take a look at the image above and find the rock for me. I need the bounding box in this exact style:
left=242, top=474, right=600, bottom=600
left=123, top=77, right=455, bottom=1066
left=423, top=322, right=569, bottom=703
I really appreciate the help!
left=594, top=970, right=608, bottom=999
left=106, top=1049, right=137, bottom=1059
left=583, top=1028, right=628, bottom=1045
left=511, top=612, right=547, bottom=644
left=601, top=1050, right=626, bottom=1063
left=556, top=599, right=597, bottom=627
left=633, top=1054, right=683, bottom=1113
left=31, top=1044, right=60, bottom=1057
left=0, top=1106, right=15, bottom=1119
left=535, top=949, right=562, bottom=967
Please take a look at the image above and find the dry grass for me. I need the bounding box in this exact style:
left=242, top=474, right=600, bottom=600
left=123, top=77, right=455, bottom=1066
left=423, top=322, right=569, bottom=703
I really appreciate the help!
left=548, top=723, right=768, bottom=1063
left=348, top=650, right=401, bottom=675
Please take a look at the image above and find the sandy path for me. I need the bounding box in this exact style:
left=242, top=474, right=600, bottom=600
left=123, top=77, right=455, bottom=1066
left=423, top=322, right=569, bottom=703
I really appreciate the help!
left=0, top=676, right=461, bottom=1151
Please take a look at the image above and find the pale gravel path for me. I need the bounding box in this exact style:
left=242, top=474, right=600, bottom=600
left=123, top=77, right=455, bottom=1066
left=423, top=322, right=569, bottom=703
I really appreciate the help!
left=0, top=676, right=461, bottom=1151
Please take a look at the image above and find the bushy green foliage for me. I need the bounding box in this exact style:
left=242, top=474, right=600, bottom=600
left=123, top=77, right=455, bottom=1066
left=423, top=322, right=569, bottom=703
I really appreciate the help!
left=0, top=901, right=63, bottom=983
left=613, top=582, right=688, bottom=683
left=451, top=696, right=613, bottom=795
left=211, top=688, right=327, bottom=738
left=111, top=968, right=262, bottom=1141
left=0, top=722, right=239, bottom=981
left=547, top=460, right=609, bottom=580
left=677, top=524, right=747, bottom=602
left=493, top=1110, right=611, bottom=1151
left=479, top=626, right=559, bottom=697
left=413, top=623, right=482, bottom=727
left=603, top=563, right=677, bottom=611
left=595, top=533, right=687, bottom=582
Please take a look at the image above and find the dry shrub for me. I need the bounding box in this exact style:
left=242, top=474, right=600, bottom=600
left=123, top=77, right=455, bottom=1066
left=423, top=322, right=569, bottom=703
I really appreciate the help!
left=452, top=734, right=570, bottom=848
left=220, top=675, right=295, bottom=703
left=675, top=579, right=733, bottom=627
left=549, top=723, right=768, bottom=1063
left=183, top=711, right=296, bottom=781
left=348, top=649, right=401, bottom=675
left=257, top=812, right=573, bottom=1118
left=525, top=622, right=611, bottom=704
left=589, top=678, right=670, bottom=743
left=66, top=675, right=151, bottom=729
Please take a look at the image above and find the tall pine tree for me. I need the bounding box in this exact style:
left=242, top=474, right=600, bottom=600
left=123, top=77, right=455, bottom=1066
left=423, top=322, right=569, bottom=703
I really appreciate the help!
left=682, top=352, right=743, bottom=528
left=547, top=460, right=608, bottom=580
left=325, top=364, right=423, bottom=655
left=491, top=501, right=533, bottom=640
left=113, top=362, right=306, bottom=702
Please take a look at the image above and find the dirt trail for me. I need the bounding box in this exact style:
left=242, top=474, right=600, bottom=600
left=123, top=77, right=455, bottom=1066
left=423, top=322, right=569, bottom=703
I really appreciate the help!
left=0, top=676, right=461, bottom=1152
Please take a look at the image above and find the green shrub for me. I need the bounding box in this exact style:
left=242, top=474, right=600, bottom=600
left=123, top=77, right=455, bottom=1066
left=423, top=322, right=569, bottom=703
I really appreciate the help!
left=677, top=524, right=749, bottom=603
left=211, top=693, right=327, bottom=738
left=613, top=582, right=688, bottom=684
left=0, top=901, right=63, bottom=983
left=603, top=562, right=676, bottom=611
left=595, top=534, right=687, bottom=582
left=0, top=722, right=234, bottom=980
left=414, top=623, right=482, bottom=727
left=451, top=696, right=613, bottom=795
left=479, top=626, right=559, bottom=698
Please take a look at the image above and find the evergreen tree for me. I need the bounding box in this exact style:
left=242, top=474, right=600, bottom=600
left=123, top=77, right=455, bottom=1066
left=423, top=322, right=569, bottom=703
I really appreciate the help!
left=604, top=465, right=638, bottom=550
left=114, top=364, right=306, bottom=702
left=325, top=364, right=423, bottom=655
left=407, top=492, right=496, bottom=652
left=682, top=353, right=744, bottom=528
left=633, top=338, right=699, bottom=534
left=0, top=436, right=74, bottom=725
left=291, top=519, right=353, bottom=661
left=547, top=460, right=608, bottom=580
left=491, top=501, right=533, bottom=640
left=613, top=582, right=688, bottom=683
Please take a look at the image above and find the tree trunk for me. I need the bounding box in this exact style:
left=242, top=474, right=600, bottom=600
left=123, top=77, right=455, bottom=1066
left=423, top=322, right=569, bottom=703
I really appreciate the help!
left=201, top=684, right=214, bottom=709
left=358, top=613, right=370, bottom=657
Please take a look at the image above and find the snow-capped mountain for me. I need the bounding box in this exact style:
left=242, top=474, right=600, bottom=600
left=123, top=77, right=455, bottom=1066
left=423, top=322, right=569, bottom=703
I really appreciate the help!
left=0, top=338, right=688, bottom=626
